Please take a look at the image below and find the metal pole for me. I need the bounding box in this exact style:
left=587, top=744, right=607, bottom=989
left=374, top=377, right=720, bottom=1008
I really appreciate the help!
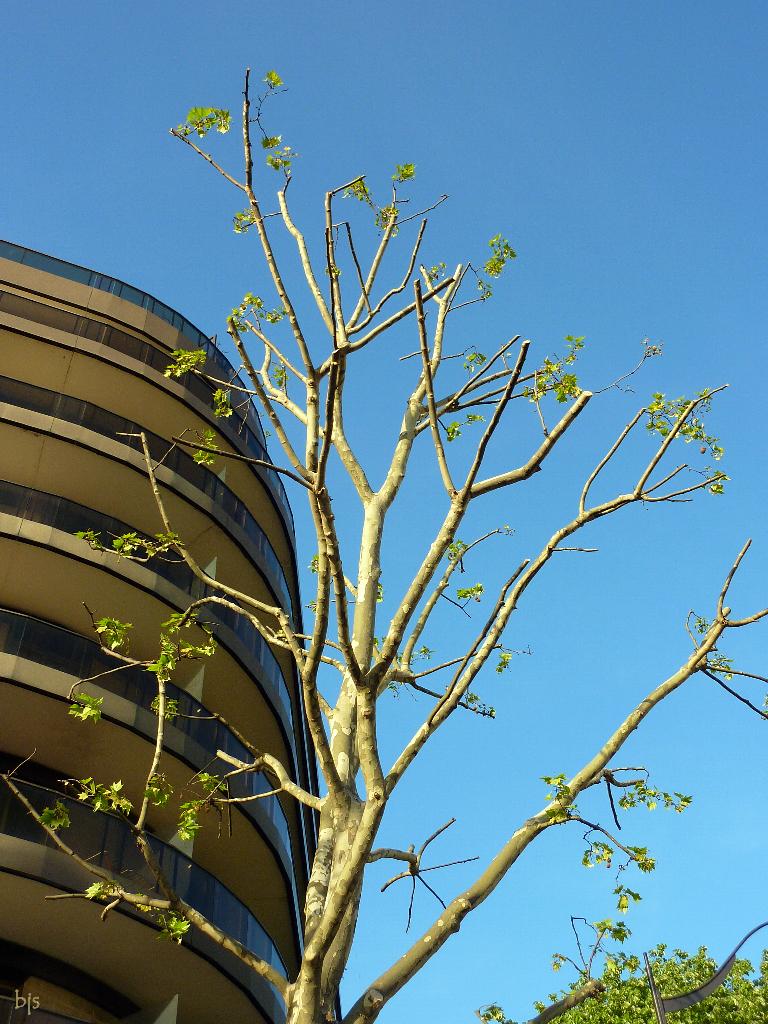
left=644, top=953, right=668, bottom=1024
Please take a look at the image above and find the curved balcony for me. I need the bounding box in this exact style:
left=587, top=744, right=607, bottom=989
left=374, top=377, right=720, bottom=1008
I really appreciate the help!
left=0, top=479, right=315, bottom=883
left=0, top=607, right=293, bottom=865
left=0, top=780, right=287, bottom=1023
left=0, top=374, right=295, bottom=620
left=0, top=480, right=298, bottom=761
left=0, top=241, right=268, bottom=451
left=0, top=284, right=295, bottom=543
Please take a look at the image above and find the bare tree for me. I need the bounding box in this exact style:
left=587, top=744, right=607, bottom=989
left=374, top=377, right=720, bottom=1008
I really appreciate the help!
left=4, top=69, right=765, bottom=1024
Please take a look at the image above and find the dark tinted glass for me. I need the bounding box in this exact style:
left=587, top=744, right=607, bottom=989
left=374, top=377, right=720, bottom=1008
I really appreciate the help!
left=0, top=284, right=294, bottom=535
left=0, top=480, right=294, bottom=727
left=0, top=781, right=287, bottom=981
left=0, top=609, right=292, bottom=850
left=0, top=375, right=293, bottom=616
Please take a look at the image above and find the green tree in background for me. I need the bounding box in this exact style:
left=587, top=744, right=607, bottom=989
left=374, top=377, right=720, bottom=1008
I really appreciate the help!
left=481, top=943, right=768, bottom=1023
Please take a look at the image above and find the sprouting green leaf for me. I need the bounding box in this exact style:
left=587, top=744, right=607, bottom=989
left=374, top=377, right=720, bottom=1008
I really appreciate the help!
left=261, top=135, right=282, bottom=149
left=616, top=779, right=692, bottom=815
left=375, top=204, right=399, bottom=234
left=484, top=234, right=517, bottom=278
left=447, top=539, right=468, bottom=563
left=40, top=801, right=71, bottom=831
left=614, top=884, right=642, bottom=914
left=175, top=107, right=231, bottom=139
left=177, top=801, right=203, bottom=841
left=495, top=651, right=515, bottom=674
left=68, top=693, right=103, bottom=724
left=212, top=388, right=233, bottom=418
left=343, top=178, right=373, bottom=206
left=463, top=350, right=487, bottom=374
left=266, top=144, right=299, bottom=174
left=164, top=348, right=207, bottom=379
left=233, top=210, right=257, bottom=233
left=264, top=70, right=284, bottom=89
left=156, top=911, right=190, bottom=943
left=151, top=695, right=179, bottom=720
left=393, top=163, right=416, bottom=183
left=145, top=773, right=173, bottom=807
left=73, top=777, right=132, bottom=815
left=424, top=262, right=446, bottom=285
left=445, top=413, right=485, bottom=442
left=456, top=583, right=484, bottom=602
left=271, top=363, right=288, bottom=390
left=197, top=772, right=225, bottom=795
left=476, top=277, right=493, bottom=302
left=94, top=617, right=132, bottom=652
left=645, top=390, right=725, bottom=468
left=84, top=881, right=116, bottom=901
left=192, top=428, right=219, bottom=467
left=542, top=773, right=576, bottom=820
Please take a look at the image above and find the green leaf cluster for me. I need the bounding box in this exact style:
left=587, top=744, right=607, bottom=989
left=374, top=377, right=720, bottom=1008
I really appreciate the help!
left=484, top=234, right=517, bottom=277
left=145, top=773, right=173, bottom=807
left=541, top=945, right=768, bottom=1023
left=229, top=292, right=284, bottom=331
left=476, top=234, right=517, bottom=302
left=424, top=262, right=446, bottom=285
left=392, top=163, right=416, bottom=183
left=495, top=650, right=516, bottom=674
left=68, top=692, right=104, bottom=724
left=177, top=801, right=203, bottom=841
left=343, top=178, right=373, bottom=206
left=77, top=530, right=181, bottom=563
left=72, top=777, right=132, bottom=815
left=92, top=616, right=132, bottom=653
left=84, top=881, right=118, bottom=901
left=163, top=347, right=207, bottom=378
left=616, top=779, right=692, bottom=815
left=456, top=582, right=484, bottom=602
left=150, top=695, right=179, bottom=720
left=212, top=387, right=233, bottom=418
left=191, top=428, right=219, bottom=466
left=233, top=209, right=257, bottom=233
left=147, top=615, right=216, bottom=685
left=375, top=204, right=399, bottom=235
left=40, top=800, right=71, bottom=831
left=464, top=692, right=496, bottom=718
left=645, top=391, right=726, bottom=486
left=613, top=884, right=641, bottom=914
left=524, top=336, right=585, bottom=404
left=463, top=350, right=487, bottom=374
left=447, top=539, right=468, bottom=563
left=542, top=773, right=577, bottom=821
left=445, top=413, right=485, bottom=442
left=175, top=107, right=230, bottom=139
left=156, top=911, right=191, bottom=944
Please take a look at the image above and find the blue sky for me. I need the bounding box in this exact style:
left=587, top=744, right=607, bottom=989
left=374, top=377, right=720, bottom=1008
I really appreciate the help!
left=2, top=2, right=767, bottom=1020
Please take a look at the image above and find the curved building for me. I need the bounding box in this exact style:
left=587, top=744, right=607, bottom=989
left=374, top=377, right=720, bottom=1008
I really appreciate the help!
left=0, top=241, right=315, bottom=1024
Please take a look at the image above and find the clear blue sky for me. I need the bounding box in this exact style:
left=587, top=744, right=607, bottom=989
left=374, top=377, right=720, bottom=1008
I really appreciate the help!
left=2, top=2, right=767, bottom=1020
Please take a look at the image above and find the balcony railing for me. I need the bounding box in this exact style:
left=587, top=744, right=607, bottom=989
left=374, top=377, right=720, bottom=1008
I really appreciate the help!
left=0, top=608, right=293, bottom=857
left=0, top=283, right=295, bottom=541
left=0, top=374, right=295, bottom=619
left=0, top=480, right=296, bottom=748
left=0, top=781, right=287, bottom=1013
left=0, top=241, right=267, bottom=446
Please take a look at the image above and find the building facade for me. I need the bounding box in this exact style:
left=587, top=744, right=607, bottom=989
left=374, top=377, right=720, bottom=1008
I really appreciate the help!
left=0, top=242, right=314, bottom=1023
